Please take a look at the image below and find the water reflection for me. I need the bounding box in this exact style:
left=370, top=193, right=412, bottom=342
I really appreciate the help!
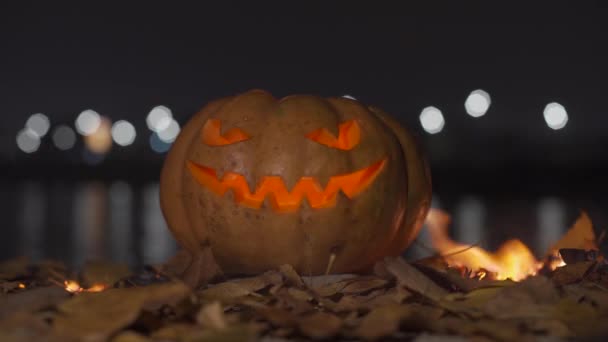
left=0, top=183, right=604, bottom=266
left=142, top=183, right=177, bottom=264
left=454, top=196, right=485, bottom=245
left=19, top=182, right=45, bottom=260
left=537, top=197, right=566, bottom=254
left=72, top=182, right=107, bottom=267
left=109, top=181, right=134, bottom=264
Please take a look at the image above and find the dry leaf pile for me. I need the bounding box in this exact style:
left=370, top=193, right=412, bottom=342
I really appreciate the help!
left=0, top=248, right=607, bottom=342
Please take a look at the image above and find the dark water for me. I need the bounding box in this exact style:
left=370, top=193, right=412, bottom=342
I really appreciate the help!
left=0, top=181, right=177, bottom=268
left=1, top=180, right=606, bottom=267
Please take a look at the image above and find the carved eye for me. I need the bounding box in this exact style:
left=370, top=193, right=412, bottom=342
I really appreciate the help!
left=202, top=119, right=250, bottom=146
left=305, top=120, right=360, bottom=150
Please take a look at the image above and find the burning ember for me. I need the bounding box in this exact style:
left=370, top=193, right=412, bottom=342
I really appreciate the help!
left=63, top=280, right=107, bottom=293
left=425, top=208, right=599, bottom=281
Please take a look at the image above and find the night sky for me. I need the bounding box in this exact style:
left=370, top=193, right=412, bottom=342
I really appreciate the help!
left=1, top=1, right=607, bottom=192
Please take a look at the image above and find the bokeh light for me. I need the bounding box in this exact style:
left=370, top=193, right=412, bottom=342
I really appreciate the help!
left=52, top=125, right=77, bottom=150
left=419, top=106, right=445, bottom=134
left=84, top=116, right=112, bottom=154
left=146, top=105, right=172, bottom=132
left=25, top=113, right=50, bottom=137
left=111, top=120, right=137, bottom=146
left=157, top=118, right=180, bottom=143
left=16, top=128, right=41, bottom=153
left=75, top=110, right=101, bottom=136
left=149, top=132, right=171, bottom=153
left=464, top=89, right=491, bottom=117
left=543, top=102, right=568, bottom=130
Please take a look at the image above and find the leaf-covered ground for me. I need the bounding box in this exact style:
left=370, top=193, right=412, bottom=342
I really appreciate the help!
left=1, top=250, right=608, bottom=342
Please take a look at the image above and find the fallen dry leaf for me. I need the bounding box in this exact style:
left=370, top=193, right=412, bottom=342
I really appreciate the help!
left=1, top=228, right=608, bottom=342
left=524, top=319, right=572, bottom=338
left=0, top=287, right=68, bottom=321
left=0, top=310, right=53, bottom=342
left=352, top=304, right=412, bottom=340
left=551, top=297, right=607, bottom=337
left=1, top=281, right=25, bottom=293
left=311, top=275, right=387, bottom=298
left=304, top=274, right=358, bottom=290
left=199, top=281, right=259, bottom=302
left=430, top=266, right=515, bottom=293
left=230, top=270, right=283, bottom=292
left=383, top=257, right=448, bottom=301
left=341, top=277, right=389, bottom=295
left=81, top=261, right=131, bottom=287
left=325, top=287, right=411, bottom=313
left=551, top=261, right=595, bottom=286
left=482, top=276, right=560, bottom=320
left=279, top=264, right=305, bottom=288
left=559, top=248, right=600, bottom=264
left=548, top=212, right=598, bottom=256
left=440, top=286, right=504, bottom=318
left=297, top=311, right=342, bottom=339
left=183, top=245, right=223, bottom=289
left=52, top=282, right=190, bottom=341
left=243, top=300, right=297, bottom=328
left=274, top=287, right=315, bottom=314
left=111, top=330, right=151, bottom=342
left=432, top=317, right=524, bottom=341
left=196, top=301, right=228, bottom=330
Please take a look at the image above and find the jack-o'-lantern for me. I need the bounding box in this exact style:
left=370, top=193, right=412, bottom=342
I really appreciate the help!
left=160, top=89, right=431, bottom=275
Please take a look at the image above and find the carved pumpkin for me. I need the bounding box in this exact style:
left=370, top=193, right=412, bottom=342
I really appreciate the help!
left=160, top=89, right=431, bottom=275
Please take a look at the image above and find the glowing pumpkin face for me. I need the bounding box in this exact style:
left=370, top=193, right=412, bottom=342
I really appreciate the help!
left=160, top=90, right=431, bottom=275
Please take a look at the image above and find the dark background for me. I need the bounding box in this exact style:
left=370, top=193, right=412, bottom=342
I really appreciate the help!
left=1, top=1, right=607, bottom=266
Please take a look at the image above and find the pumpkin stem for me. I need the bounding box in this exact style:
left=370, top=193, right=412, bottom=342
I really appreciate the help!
left=324, top=253, right=337, bottom=275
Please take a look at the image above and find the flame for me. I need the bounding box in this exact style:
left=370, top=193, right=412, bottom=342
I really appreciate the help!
left=425, top=209, right=541, bottom=281
left=63, top=280, right=107, bottom=293
left=18, top=283, right=26, bottom=289
left=424, top=208, right=601, bottom=281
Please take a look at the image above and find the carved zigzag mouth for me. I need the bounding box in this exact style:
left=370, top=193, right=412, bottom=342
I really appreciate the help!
left=187, top=159, right=387, bottom=213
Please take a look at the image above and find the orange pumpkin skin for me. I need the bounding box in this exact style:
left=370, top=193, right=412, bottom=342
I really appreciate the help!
left=160, top=90, right=431, bottom=275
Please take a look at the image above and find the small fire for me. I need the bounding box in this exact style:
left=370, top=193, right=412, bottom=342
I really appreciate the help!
left=63, top=280, right=107, bottom=293
left=18, top=283, right=26, bottom=289
left=425, top=208, right=598, bottom=281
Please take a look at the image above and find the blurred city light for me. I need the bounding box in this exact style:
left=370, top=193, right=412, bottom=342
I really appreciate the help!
left=111, top=120, right=137, bottom=146
left=146, top=105, right=173, bottom=132
left=84, top=116, right=112, bottom=154
left=52, top=125, right=77, bottom=150
left=464, top=89, right=491, bottom=117
left=543, top=102, right=568, bottom=130
left=25, top=113, right=50, bottom=137
left=419, top=106, right=445, bottom=134
left=343, top=95, right=356, bottom=100
left=157, top=118, right=180, bottom=143
left=75, top=110, right=102, bottom=136
left=16, top=128, right=41, bottom=153
left=149, top=132, right=171, bottom=153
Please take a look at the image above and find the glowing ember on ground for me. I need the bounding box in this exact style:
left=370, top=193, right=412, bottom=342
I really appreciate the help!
left=85, top=283, right=107, bottom=292
left=64, top=280, right=82, bottom=293
left=63, top=280, right=107, bottom=293
left=18, top=283, right=26, bottom=289
left=425, top=208, right=598, bottom=281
